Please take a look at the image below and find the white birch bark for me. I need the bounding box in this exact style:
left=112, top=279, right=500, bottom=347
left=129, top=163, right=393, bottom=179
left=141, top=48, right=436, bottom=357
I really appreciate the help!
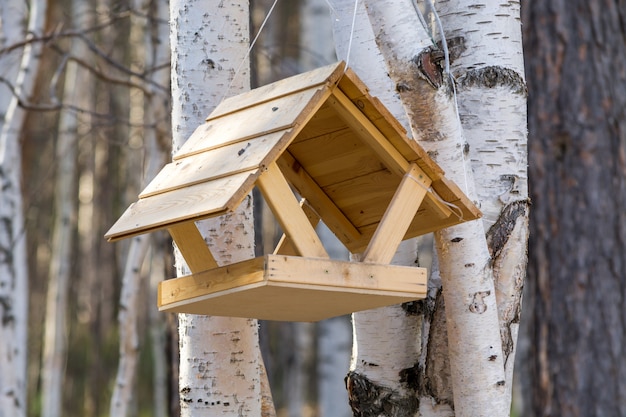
left=362, top=2, right=509, bottom=415
left=332, top=0, right=526, bottom=415
left=170, top=1, right=274, bottom=416
left=435, top=3, right=528, bottom=406
left=331, top=2, right=428, bottom=415
left=0, top=1, right=47, bottom=416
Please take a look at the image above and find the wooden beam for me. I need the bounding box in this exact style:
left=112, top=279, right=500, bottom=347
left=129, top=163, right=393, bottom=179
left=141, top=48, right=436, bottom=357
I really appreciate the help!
left=256, top=161, right=329, bottom=259
left=329, top=90, right=409, bottom=177
left=329, top=90, right=453, bottom=222
left=274, top=199, right=321, bottom=256
left=167, top=222, right=218, bottom=273
left=276, top=151, right=362, bottom=246
left=362, top=163, right=431, bottom=264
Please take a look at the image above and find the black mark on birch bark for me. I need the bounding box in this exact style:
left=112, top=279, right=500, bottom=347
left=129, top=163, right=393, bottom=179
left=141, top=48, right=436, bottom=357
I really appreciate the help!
left=413, top=47, right=445, bottom=89
left=423, top=290, right=454, bottom=406
left=437, top=36, right=466, bottom=62
left=469, top=291, right=491, bottom=314
left=345, top=371, right=418, bottom=417
left=457, top=66, right=527, bottom=95
left=486, top=199, right=530, bottom=260
left=402, top=300, right=425, bottom=316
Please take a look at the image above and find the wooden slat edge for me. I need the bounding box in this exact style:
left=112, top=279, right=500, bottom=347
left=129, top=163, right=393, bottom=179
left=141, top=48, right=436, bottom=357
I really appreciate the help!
left=256, top=162, right=329, bottom=259
left=168, top=222, right=218, bottom=273
left=362, top=163, right=431, bottom=264
left=338, top=68, right=445, bottom=180
left=158, top=256, right=267, bottom=308
left=265, top=254, right=427, bottom=294
left=105, top=170, right=259, bottom=241
left=207, top=62, right=346, bottom=121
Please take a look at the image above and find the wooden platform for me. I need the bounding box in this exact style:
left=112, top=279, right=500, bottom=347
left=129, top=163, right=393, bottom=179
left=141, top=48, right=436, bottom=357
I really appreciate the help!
left=158, top=255, right=427, bottom=322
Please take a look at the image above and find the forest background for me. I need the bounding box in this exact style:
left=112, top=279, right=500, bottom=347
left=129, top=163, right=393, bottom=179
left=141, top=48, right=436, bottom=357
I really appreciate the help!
left=1, top=0, right=624, bottom=416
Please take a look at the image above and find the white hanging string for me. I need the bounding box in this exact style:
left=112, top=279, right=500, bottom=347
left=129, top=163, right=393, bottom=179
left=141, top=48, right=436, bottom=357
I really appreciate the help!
left=406, top=173, right=465, bottom=221
left=344, top=0, right=359, bottom=71
left=221, top=0, right=280, bottom=102
left=413, top=0, right=471, bottom=195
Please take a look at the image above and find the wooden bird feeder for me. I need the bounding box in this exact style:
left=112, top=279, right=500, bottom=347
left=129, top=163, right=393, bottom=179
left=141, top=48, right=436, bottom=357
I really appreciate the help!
left=105, top=61, right=481, bottom=322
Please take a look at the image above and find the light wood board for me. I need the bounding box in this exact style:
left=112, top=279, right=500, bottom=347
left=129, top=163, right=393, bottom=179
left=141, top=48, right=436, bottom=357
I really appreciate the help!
left=158, top=254, right=427, bottom=322
left=140, top=130, right=289, bottom=198
left=105, top=170, right=257, bottom=241
left=174, top=86, right=327, bottom=160
left=208, top=62, right=345, bottom=120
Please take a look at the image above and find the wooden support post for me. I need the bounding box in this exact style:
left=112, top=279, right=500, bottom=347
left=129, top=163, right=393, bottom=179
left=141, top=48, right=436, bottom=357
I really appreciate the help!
left=256, top=161, right=329, bottom=259
left=362, top=163, right=431, bottom=264
left=168, top=222, right=218, bottom=273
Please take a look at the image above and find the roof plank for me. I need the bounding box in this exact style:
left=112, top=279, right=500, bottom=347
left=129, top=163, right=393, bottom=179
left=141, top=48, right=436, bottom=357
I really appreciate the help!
left=208, top=62, right=345, bottom=120
left=141, top=130, right=290, bottom=198
left=105, top=170, right=258, bottom=241
left=174, top=86, right=327, bottom=160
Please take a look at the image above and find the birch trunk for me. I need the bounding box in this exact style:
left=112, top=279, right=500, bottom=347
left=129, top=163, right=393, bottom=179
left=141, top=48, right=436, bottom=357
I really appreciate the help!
left=0, top=1, right=47, bottom=416
left=436, top=1, right=528, bottom=407
left=170, top=1, right=274, bottom=416
left=110, top=1, right=170, bottom=414
left=331, top=3, right=426, bottom=415
left=40, top=1, right=93, bottom=415
left=332, top=0, right=527, bottom=415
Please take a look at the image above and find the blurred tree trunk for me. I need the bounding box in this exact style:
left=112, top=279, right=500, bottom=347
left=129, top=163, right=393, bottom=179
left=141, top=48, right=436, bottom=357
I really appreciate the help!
left=169, top=1, right=275, bottom=416
left=522, top=1, right=626, bottom=416
left=332, top=0, right=527, bottom=415
left=110, top=0, right=170, bottom=415
left=0, top=1, right=47, bottom=416
left=40, top=0, right=92, bottom=415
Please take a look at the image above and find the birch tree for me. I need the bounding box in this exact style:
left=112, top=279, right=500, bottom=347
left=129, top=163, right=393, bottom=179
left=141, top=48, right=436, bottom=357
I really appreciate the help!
left=170, top=1, right=274, bottom=415
left=39, top=1, right=94, bottom=415
left=0, top=1, right=47, bottom=416
left=110, top=1, right=170, bottom=415
left=332, top=0, right=527, bottom=415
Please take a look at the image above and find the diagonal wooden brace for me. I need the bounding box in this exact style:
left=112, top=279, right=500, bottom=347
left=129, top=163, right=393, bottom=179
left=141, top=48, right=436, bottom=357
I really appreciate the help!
left=274, top=199, right=321, bottom=256
left=257, top=161, right=329, bottom=259
left=361, top=163, right=431, bottom=264
left=168, top=222, right=219, bottom=273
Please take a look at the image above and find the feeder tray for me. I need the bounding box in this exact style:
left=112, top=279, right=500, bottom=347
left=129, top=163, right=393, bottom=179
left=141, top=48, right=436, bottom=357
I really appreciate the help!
left=105, top=61, right=480, bottom=322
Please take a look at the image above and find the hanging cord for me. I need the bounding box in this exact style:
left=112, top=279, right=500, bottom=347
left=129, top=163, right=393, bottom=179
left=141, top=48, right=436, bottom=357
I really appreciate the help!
left=411, top=0, right=471, bottom=195
left=344, top=0, right=359, bottom=72
left=220, top=0, right=280, bottom=103
left=406, top=173, right=465, bottom=221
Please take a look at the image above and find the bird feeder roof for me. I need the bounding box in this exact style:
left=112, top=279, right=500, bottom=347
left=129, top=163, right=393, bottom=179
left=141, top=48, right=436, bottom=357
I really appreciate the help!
left=105, top=61, right=480, bottom=253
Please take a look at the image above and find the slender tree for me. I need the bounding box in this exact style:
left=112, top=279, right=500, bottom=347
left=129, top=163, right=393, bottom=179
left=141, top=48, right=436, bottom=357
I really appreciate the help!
left=522, top=0, right=626, bottom=415
left=0, top=1, right=47, bottom=416
left=332, top=0, right=527, bottom=415
left=169, top=1, right=275, bottom=415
